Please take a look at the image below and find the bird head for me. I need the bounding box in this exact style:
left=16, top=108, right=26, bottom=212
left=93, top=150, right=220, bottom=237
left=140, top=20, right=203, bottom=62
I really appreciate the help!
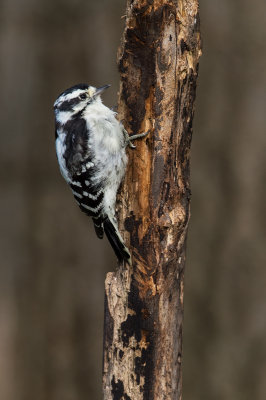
left=54, top=83, right=110, bottom=120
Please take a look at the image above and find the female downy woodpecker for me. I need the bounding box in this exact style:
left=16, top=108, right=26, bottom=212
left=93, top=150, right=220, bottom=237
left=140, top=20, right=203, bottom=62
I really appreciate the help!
left=54, top=83, right=147, bottom=264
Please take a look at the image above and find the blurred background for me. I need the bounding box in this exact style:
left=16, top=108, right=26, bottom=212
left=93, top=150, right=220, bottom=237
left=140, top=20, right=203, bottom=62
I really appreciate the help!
left=0, top=0, right=265, bottom=399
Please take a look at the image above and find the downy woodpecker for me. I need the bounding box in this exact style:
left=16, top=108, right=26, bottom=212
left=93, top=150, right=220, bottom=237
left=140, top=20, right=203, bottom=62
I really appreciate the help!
left=54, top=83, right=147, bottom=264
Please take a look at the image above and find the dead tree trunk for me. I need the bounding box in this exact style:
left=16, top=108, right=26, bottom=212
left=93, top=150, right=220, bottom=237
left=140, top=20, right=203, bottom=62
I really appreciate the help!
left=103, top=1, right=201, bottom=399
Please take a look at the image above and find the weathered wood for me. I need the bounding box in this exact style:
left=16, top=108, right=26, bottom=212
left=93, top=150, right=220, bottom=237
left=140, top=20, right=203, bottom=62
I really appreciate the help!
left=103, top=1, right=201, bottom=399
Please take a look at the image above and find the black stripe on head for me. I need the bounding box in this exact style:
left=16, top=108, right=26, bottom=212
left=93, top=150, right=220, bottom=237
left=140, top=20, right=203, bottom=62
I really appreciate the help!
left=57, top=97, right=80, bottom=112
left=58, top=83, right=89, bottom=98
left=54, top=84, right=89, bottom=112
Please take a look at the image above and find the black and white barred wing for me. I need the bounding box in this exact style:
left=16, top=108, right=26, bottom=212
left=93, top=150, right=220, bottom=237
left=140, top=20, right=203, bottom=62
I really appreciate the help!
left=70, top=164, right=131, bottom=263
left=60, top=118, right=105, bottom=238
left=70, top=162, right=105, bottom=239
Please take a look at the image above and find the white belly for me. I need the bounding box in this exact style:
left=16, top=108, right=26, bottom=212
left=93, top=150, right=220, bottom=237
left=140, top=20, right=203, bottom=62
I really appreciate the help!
left=85, top=104, right=128, bottom=215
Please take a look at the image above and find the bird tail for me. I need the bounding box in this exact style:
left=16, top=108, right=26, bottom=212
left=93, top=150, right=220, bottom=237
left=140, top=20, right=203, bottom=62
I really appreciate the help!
left=103, top=216, right=131, bottom=265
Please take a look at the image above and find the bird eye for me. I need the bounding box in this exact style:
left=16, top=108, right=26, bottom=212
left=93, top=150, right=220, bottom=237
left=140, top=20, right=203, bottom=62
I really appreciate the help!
left=79, top=94, right=87, bottom=100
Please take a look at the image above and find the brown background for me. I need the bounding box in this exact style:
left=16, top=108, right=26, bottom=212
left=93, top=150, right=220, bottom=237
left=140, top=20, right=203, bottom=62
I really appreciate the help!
left=1, top=1, right=265, bottom=399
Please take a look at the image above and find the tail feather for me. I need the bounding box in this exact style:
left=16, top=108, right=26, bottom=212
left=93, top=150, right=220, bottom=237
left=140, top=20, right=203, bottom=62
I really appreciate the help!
left=92, top=217, right=104, bottom=239
left=103, top=216, right=131, bottom=264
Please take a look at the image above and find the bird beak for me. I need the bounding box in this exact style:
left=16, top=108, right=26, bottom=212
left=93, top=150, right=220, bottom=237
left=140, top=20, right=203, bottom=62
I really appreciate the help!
left=95, top=84, right=111, bottom=96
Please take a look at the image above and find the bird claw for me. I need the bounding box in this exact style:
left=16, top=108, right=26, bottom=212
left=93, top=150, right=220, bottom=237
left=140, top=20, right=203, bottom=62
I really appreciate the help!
left=126, top=130, right=149, bottom=148
left=129, top=131, right=149, bottom=141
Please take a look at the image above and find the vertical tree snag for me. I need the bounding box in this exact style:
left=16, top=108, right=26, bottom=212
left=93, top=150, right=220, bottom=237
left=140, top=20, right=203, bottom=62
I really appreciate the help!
left=103, top=1, right=201, bottom=399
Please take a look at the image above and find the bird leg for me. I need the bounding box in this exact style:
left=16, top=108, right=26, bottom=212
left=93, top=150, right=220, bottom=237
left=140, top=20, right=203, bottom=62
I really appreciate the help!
left=122, top=126, right=149, bottom=149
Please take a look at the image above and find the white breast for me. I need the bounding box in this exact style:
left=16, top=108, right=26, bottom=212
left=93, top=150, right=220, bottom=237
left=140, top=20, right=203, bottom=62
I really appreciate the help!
left=84, top=100, right=128, bottom=215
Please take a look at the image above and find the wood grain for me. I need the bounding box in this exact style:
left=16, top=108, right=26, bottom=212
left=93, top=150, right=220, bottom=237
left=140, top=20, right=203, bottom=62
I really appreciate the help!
left=103, top=1, right=201, bottom=399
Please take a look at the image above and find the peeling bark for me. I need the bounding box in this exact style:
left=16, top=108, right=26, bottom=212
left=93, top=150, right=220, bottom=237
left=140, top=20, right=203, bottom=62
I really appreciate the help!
left=103, top=1, right=201, bottom=399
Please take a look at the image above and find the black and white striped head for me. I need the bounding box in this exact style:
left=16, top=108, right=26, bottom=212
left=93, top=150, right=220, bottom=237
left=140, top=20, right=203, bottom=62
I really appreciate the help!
left=54, top=83, right=110, bottom=120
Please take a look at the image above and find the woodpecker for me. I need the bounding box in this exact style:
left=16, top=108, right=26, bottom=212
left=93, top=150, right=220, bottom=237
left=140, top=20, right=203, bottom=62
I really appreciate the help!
left=54, top=83, right=147, bottom=264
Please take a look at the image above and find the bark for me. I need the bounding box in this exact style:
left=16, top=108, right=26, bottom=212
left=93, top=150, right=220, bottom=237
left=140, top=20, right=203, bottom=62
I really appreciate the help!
left=103, top=1, right=201, bottom=399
